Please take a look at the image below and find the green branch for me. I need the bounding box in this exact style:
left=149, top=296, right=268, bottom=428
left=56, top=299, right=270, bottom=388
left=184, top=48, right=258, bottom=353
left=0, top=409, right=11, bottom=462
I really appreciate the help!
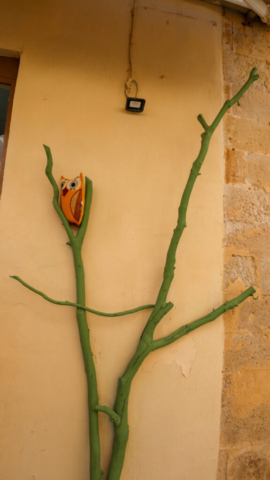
left=44, top=145, right=74, bottom=242
left=14, top=69, right=259, bottom=480
left=152, top=287, right=256, bottom=350
left=141, top=67, right=259, bottom=341
left=10, top=275, right=154, bottom=317
left=107, top=68, right=259, bottom=480
left=197, top=114, right=209, bottom=130
left=93, top=406, right=121, bottom=426
left=44, top=145, right=93, bottom=248
left=211, top=68, right=259, bottom=132
left=76, top=176, right=93, bottom=245
left=44, top=146, right=102, bottom=480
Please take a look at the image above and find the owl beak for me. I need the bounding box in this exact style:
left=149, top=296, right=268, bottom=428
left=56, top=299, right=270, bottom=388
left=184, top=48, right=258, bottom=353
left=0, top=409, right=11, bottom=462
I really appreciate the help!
left=63, top=187, right=68, bottom=196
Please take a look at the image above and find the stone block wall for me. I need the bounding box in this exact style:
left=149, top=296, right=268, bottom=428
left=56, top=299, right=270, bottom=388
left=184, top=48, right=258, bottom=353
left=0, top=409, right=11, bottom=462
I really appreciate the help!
left=218, top=8, right=270, bottom=480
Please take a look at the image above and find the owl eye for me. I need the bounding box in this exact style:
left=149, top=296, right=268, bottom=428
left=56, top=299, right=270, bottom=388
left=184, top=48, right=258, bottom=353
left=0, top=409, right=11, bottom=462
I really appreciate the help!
left=67, top=177, right=81, bottom=190
left=61, top=179, right=68, bottom=190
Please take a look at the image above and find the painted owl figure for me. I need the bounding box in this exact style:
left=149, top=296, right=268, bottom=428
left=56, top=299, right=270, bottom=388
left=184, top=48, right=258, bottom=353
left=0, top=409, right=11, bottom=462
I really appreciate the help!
left=60, top=173, right=85, bottom=226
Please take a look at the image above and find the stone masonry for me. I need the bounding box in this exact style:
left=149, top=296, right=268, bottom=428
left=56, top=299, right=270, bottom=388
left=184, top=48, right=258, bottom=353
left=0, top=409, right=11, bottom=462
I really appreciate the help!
left=217, top=7, right=270, bottom=480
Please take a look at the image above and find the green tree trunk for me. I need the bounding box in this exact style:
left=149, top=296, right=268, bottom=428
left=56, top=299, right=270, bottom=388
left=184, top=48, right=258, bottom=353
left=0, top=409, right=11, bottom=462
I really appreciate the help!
left=11, top=68, right=259, bottom=480
left=72, top=246, right=101, bottom=480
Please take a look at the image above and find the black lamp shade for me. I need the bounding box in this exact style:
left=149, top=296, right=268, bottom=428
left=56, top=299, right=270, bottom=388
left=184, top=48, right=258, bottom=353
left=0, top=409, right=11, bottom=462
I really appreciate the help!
left=125, top=97, right=146, bottom=113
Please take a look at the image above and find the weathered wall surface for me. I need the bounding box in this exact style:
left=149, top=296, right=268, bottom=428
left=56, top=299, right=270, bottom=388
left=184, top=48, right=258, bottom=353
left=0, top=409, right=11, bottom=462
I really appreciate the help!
left=0, top=0, right=225, bottom=479
left=218, top=9, right=270, bottom=480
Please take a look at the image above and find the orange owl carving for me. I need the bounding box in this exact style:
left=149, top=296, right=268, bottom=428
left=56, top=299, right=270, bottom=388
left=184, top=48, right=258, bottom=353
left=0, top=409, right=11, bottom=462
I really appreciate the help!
left=60, top=173, right=85, bottom=226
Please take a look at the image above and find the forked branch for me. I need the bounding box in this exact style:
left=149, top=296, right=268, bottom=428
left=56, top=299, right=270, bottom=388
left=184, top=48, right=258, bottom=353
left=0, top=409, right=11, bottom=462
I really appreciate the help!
left=11, top=69, right=259, bottom=480
left=44, top=144, right=93, bottom=247
left=107, top=68, right=259, bottom=480
left=44, top=146, right=103, bottom=480
left=141, top=67, right=259, bottom=343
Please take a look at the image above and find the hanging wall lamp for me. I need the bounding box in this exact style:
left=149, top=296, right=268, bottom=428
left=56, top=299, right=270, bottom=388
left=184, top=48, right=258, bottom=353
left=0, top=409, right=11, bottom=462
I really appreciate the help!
left=125, top=79, right=146, bottom=113
left=125, top=0, right=146, bottom=113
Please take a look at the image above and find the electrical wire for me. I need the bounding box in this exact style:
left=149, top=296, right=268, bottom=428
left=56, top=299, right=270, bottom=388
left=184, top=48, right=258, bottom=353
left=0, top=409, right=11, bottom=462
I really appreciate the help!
left=126, top=78, right=139, bottom=98
left=126, top=0, right=139, bottom=98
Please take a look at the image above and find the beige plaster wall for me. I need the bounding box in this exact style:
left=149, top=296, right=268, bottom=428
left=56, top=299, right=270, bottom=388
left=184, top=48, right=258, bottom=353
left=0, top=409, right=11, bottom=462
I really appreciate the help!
left=0, top=1, right=224, bottom=479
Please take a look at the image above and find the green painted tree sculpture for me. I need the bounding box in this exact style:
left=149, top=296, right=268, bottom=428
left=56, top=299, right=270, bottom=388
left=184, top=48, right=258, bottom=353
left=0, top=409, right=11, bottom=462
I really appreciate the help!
left=12, top=68, right=259, bottom=480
